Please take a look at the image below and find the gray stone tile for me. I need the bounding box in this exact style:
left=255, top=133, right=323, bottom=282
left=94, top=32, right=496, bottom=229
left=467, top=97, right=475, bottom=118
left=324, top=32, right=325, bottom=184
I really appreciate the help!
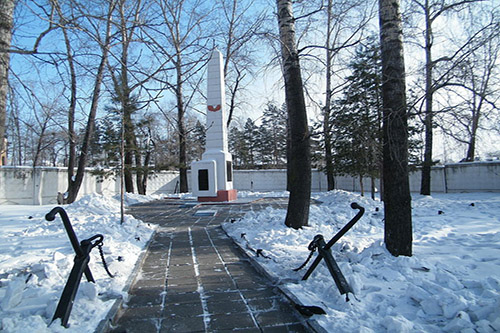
left=129, top=284, right=164, bottom=296
left=240, top=287, right=280, bottom=300
left=255, top=310, right=299, bottom=327
left=144, top=252, right=169, bottom=263
left=117, top=305, right=162, bottom=321
left=164, top=291, right=201, bottom=305
left=247, top=297, right=281, bottom=312
left=160, top=315, right=206, bottom=332
left=132, top=278, right=165, bottom=290
left=198, top=266, right=226, bottom=275
left=214, top=329, right=261, bottom=333
left=205, top=290, right=242, bottom=303
left=206, top=299, right=248, bottom=315
left=109, top=318, right=158, bottom=333
left=167, top=282, right=199, bottom=293
left=201, top=282, right=235, bottom=292
left=225, top=262, right=258, bottom=276
left=199, top=275, right=233, bottom=285
left=168, top=263, right=195, bottom=271
left=163, top=301, right=203, bottom=318
left=208, top=313, right=257, bottom=331
left=167, top=276, right=198, bottom=285
left=169, top=258, right=193, bottom=266
left=235, top=278, right=268, bottom=290
left=126, top=292, right=163, bottom=307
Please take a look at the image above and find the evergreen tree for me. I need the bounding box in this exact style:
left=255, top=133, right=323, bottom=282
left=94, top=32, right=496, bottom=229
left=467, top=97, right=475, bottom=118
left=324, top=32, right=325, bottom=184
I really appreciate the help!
left=331, top=40, right=383, bottom=197
left=99, top=117, right=121, bottom=168
left=229, top=126, right=245, bottom=168
left=242, top=118, right=259, bottom=168
left=260, top=103, right=287, bottom=167
left=187, top=120, right=205, bottom=162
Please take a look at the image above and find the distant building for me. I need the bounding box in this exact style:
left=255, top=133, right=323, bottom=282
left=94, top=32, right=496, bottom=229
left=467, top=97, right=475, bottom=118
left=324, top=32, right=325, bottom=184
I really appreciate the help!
left=1, top=137, right=7, bottom=166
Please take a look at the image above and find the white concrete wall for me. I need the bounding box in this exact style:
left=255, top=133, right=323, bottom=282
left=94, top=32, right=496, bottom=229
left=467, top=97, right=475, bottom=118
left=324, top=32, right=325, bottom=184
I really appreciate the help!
left=0, top=167, right=180, bottom=205
left=1, top=162, right=498, bottom=205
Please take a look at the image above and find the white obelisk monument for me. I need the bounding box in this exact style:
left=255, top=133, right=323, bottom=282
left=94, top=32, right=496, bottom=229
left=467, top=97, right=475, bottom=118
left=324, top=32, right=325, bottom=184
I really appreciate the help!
left=191, top=49, right=237, bottom=202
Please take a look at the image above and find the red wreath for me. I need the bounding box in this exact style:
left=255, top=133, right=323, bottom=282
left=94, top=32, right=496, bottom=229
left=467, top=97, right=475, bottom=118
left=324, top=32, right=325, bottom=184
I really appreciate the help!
left=208, top=104, right=221, bottom=112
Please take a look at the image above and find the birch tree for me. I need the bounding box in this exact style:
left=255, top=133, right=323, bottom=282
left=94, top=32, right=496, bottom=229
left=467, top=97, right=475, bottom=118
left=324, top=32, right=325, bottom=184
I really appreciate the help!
left=276, top=0, right=311, bottom=229
left=379, top=0, right=412, bottom=256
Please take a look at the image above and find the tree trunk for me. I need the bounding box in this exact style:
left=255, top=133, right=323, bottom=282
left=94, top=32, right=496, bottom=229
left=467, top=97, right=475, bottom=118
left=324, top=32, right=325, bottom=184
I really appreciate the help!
left=324, top=0, right=335, bottom=191
left=378, top=154, right=385, bottom=201
left=420, top=0, right=433, bottom=195
left=0, top=0, right=15, bottom=156
left=140, top=149, right=151, bottom=194
left=466, top=106, right=480, bottom=161
left=176, top=59, right=188, bottom=193
left=277, top=0, right=311, bottom=229
left=324, top=133, right=335, bottom=190
left=359, top=175, right=364, bottom=197
left=379, top=0, right=412, bottom=256
left=123, top=107, right=135, bottom=193
left=119, top=0, right=137, bottom=194
left=135, top=148, right=145, bottom=195
left=371, top=176, right=376, bottom=200
left=64, top=30, right=77, bottom=192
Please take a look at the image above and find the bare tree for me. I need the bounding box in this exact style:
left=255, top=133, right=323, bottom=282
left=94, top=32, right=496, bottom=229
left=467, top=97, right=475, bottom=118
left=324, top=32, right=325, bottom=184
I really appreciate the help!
left=30, top=101, right=62, bottom=167
left=216, top=0, right=266, bottom=127
left=276, top=0, right=311, bottom=229
left=0, top=0, right=16, bottom=156
left=49, top=0, right=79, bottom=197
left=64, top=0, right=117, bottom=203
left=6, top=87, right=24, bottom=165
left=107, top=0, right=144, bottom=194
left=437, top=10, right=499, bottom=161
left=410, top=0, right=480, bottom=195
left=145, top=0, right=212, bottom=193
left=379, top=0, right=412, bottom=256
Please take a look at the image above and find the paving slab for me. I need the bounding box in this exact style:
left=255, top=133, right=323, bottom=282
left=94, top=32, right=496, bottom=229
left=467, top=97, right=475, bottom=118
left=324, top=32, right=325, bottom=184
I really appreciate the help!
left=106, top=198, right=311, bottom=333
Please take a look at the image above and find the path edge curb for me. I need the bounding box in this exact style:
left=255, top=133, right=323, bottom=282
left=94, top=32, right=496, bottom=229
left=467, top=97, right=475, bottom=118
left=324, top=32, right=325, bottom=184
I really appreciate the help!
left=94, top=226, right=158, bottom=333
left=221, top=223, right=326, bottom=333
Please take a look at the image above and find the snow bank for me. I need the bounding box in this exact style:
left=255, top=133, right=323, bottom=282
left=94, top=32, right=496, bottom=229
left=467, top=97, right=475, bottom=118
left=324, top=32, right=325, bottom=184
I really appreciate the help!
left=237, top=190, right=289, bottom=198
left=223, top=191, right=500, bottom=332
left=0, top=194, right=156, bottom=332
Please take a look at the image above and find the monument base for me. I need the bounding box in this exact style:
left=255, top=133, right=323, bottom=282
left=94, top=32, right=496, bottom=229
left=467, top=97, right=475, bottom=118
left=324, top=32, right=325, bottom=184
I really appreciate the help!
left=198, top=189, right=237, bottom=202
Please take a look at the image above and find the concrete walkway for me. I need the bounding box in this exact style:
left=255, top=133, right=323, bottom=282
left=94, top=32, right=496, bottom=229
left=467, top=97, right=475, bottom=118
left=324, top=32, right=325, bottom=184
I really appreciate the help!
left=108, top=198, right=310, bottom=333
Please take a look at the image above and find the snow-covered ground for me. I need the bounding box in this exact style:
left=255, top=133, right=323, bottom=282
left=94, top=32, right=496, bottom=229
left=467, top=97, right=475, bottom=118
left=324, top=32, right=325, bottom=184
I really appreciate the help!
left=1, top=191, right=499, bottom=332
left=224, top=191, right=500, bottom=332
left=0, top=193, right=158, bottom=332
